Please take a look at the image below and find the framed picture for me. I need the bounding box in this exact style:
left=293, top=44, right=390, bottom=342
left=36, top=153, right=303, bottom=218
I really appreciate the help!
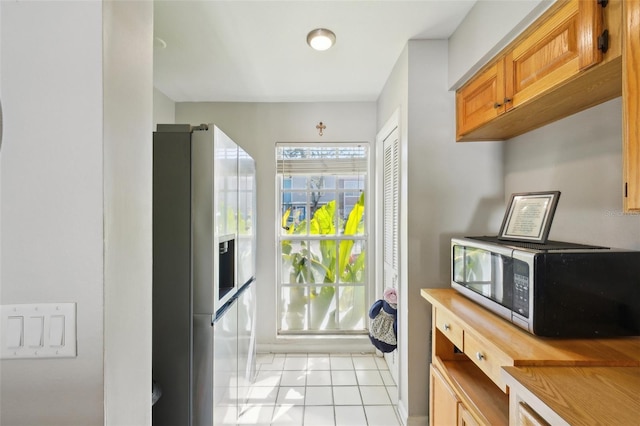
left=498, top=191, right=561, bottom=243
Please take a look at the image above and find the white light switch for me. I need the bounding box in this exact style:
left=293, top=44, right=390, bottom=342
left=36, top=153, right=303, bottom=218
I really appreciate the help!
left=1, top=303, right=76, bottom=359
left=49, top=315, right=65, bottom=347
left=26, top=316, right=44, bottom=347
left=7, top=316, right=24, bottom=348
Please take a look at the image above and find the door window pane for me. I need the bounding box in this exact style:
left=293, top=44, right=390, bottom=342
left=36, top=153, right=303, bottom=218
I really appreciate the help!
left=277, top=143, right=369, bottom=334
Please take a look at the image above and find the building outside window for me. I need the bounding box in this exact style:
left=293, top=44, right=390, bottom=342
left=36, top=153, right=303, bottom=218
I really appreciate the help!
left=276, top=143, right=369, bottom=334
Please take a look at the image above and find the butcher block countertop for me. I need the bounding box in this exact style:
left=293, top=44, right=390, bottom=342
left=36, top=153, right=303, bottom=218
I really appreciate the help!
left=421, top=288, right=640, bottom=367
left=502, top=366, right=640, bottom=426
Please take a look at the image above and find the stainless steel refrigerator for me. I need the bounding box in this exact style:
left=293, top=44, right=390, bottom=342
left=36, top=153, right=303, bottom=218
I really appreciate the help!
left=153, top=124, right=256, bottom=426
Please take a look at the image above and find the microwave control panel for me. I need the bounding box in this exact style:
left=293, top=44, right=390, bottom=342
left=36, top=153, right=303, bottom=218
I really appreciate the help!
left=513, top=259, right=529, bottom=318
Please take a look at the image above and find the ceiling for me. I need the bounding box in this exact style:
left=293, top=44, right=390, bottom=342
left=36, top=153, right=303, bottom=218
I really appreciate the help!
left=153, top=1, right=477, bottom=103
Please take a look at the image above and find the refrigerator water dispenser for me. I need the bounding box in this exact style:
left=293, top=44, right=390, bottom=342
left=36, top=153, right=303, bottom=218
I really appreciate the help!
left=218, top=235, right=236, bottom=302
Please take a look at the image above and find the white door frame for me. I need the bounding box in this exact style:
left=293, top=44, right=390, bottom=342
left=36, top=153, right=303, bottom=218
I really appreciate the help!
left=375, top=109, right=400, bottom=389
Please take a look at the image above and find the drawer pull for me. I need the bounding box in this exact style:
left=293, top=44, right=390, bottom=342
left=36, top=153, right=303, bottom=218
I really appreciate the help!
left=443, top=323, right=451, bottom=331
left=476, top=352, right=485, bottom=361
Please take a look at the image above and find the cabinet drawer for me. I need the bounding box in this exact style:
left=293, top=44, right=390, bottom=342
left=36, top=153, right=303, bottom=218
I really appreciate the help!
left=435, top=308, right=464, bottom=349
left=517, top=402, right=550, bottom=426
left=464, top=330, right=513, bottom=391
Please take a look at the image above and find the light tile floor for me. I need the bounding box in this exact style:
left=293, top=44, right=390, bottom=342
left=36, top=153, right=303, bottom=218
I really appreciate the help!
left=237, top=353, right=401, bottom=426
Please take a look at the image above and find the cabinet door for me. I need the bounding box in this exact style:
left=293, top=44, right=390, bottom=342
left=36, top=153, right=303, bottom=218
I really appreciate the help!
left=430, top=365, right=459, bottom=426
left=506, top=0, right=603, bottom=110
left=456, top=58, right=506, bottom=139
left=459, top=404, right=480, bottom=426
left=623, top=0, right=640, bottom=211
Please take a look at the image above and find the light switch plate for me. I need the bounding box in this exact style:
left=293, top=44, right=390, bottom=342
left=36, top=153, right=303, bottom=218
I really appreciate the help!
left=1, top=303, right=77, bottom=359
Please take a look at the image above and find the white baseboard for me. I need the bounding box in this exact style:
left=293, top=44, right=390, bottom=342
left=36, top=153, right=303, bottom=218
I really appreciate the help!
left=397, top=400, right=409, bottom=425
left=406, top=415, right=428, bottom=426
left=397, top=400, right=428, bottom=426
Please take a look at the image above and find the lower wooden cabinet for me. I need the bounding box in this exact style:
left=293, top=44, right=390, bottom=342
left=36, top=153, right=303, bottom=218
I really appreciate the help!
left=423, top=289, right=640, bottom=426
left=503, top=366, right=640, bottom=426
left=430, top=365, right=459, bottom=426
left=430, top=364, right=483, bottom=426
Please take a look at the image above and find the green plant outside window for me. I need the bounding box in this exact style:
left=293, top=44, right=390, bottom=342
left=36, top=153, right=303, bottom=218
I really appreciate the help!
left=280, top=192, right=367, bottom=333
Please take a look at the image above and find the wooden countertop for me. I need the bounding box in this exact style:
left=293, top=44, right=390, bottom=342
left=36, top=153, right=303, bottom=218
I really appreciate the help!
left=502, top=366, right=640, bottom=426
left=421, top=288, right=640, bottom=366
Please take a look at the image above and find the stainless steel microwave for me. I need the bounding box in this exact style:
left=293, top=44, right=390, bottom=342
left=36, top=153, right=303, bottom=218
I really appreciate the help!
left=451, top=236, right=640, bottom=337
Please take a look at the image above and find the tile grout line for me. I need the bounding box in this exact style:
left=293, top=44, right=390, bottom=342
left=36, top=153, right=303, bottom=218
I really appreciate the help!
left=253, top=352, right=398, bottom=425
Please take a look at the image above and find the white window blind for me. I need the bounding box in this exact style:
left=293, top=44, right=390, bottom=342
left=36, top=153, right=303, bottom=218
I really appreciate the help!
left=277, top=144, right=367, bottom=175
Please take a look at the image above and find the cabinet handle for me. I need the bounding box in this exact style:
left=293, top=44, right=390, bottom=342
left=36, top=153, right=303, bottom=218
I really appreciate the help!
left=443, top=323, right=450, bottom=331
left=493, top=102, right=503, bottom=109
left=476, top=352, right=485, bottom=361
left=504, top=97, right=512, bottom=104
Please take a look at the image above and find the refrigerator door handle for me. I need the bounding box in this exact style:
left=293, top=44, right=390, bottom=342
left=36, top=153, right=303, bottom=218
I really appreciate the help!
left=214, top=295, right=237, bottom=323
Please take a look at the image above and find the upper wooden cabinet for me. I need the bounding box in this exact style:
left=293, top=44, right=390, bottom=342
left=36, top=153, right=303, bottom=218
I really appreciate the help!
left=456, top=0, right=621, bottom=142
left=506, top=0, right=602, bottom=109
left=623, top=0, right=639, bottom=212
left=456, top=59, right=507, bottom=137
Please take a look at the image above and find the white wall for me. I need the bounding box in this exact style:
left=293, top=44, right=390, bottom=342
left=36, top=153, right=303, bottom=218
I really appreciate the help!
left=1, top=2, right=105, bottom=424
left=505, top=97, right=640, bottom=250
left=377, top=40, right=504, bottom=425
left=0, top=0, right=4, bottom=330
left=154, top=87, right=176, bottom=128
left=103, top=2, right=153, bottom=425
left=448, top=0, right=552, bottom=89
left=175, top=102, right=377, bottom=352
left=0, top=2, right=153, bottom=425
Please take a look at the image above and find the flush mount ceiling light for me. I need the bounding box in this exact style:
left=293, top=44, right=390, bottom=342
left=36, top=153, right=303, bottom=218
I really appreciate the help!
left=307, top=28, right=336, bottom=51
